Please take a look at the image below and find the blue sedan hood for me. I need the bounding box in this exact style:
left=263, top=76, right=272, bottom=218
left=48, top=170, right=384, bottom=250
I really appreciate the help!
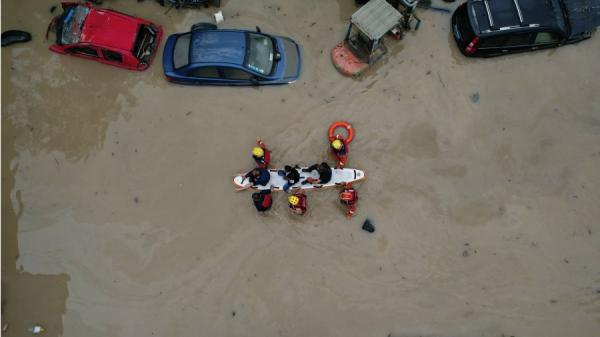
left=190, top=31, right=246, bottom=65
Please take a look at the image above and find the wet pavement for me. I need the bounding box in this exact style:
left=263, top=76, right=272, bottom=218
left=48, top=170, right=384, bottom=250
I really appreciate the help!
left=2, top=0, right=600, bottom=336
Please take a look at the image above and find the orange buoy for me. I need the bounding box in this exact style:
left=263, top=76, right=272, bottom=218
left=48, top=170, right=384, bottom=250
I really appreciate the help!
left=328, top=121, right=354, bottom=144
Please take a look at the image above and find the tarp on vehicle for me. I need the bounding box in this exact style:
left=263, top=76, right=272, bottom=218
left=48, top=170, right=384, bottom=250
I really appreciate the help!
left=564, top=0, right=600, bottom=35
left=351, top=0, right=402, bottom=40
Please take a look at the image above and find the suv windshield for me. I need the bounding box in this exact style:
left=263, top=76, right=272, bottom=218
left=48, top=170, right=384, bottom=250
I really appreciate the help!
left=60, top=5, right=90, bottom=45
left=245, top=33, right=274, bottom=75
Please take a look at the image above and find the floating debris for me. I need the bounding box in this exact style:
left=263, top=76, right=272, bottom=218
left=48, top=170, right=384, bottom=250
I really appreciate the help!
left=362, top=219, right=375, bottom=233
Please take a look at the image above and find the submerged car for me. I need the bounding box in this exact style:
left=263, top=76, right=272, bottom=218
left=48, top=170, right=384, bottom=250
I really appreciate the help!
left=47, top=2, right=162, bottom=70
left=452, top=0, right=600, bottom=57
left=162, top=23, right=302, bottom=85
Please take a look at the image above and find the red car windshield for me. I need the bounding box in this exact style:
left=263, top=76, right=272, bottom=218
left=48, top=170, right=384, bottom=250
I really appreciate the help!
left=60, top=5, right=90, bottom=45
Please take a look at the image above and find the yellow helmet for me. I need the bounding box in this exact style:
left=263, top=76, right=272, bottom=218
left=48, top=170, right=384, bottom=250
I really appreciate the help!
left=288, top=195, right=300, bottom=206
left=331, top=139, right=343, bottom=150
left=252, top=147, right=264, bottom=157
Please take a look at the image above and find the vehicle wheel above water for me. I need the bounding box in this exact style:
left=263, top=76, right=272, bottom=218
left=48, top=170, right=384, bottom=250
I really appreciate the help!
left=191, top=22, right=217, bottom=32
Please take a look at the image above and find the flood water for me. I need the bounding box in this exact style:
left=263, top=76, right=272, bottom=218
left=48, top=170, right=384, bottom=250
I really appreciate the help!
left=2, top=0, right=600, bottom=336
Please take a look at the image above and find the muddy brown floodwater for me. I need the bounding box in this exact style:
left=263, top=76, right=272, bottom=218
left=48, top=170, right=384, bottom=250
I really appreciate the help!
left=2, top=0, right=600, bottom=336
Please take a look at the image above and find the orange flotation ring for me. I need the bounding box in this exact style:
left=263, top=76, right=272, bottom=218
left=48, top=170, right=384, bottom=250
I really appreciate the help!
left=328, top=121, right=354, bottom=144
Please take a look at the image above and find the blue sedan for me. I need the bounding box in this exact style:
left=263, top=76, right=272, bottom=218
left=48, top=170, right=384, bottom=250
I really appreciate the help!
left=163, top=24, right=302, bottom=86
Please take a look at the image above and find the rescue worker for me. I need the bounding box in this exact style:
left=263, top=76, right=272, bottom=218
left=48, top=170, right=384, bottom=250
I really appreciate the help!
left=302, top=162, right=332, bottom=185
left=339, top=183, right=358, bottom=218
left=288, top=193, right=307, bottom=215
left=331, top=136, right=348, bottom=168
left=252, top=139, right=271, bottom=169
left=252, top=189, right=273, bottom=212
left=245, top=167, right=270, bottom=186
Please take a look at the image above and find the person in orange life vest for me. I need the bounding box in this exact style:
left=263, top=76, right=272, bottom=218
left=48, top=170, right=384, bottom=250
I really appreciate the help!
left=288, top=193, right=307, bottom=215
left=252, top=188, right=273, bottom=212
left=339, top=183, right=358, bottom=218
left=330, top=136, right=349, bottom=168
left=252, top=139, right=271, bottom=169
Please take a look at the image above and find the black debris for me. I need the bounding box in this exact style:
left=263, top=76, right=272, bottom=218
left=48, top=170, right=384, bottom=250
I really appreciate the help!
left=470, top=92, right=480, bottom=103
left=1, top=30, right=32, bottom=47
left=362, top=219, right=375, bottom=233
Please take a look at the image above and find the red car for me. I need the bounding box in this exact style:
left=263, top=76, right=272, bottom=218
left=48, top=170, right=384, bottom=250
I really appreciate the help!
left=47, top=2, right=162, bottom=70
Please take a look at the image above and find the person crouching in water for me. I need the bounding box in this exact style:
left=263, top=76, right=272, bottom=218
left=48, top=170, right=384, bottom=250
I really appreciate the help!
left=252, top=188, right=273, bottom=212
left=288, top=193, right=307, bottom=215
left=252, top=139, right=271, bottom=169
left=339, top=183, right=358, bottom=218
left=302, top=162, right=332, bottom=185
left=331, top=137, right=348, bottom=168
left=245, top=167, right=270, bottom=187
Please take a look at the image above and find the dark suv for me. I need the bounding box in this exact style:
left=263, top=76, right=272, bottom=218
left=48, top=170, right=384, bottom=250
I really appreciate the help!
left=452, top=0, right=600, bottom=57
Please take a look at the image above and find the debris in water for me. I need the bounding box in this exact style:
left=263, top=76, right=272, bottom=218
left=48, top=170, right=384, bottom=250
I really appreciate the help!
left=134, top=196, right=139, bottom=204
left=1, top=30, right=32, bottom=47
left=214, top=11, right=224, bottom=24
left=470, top=92, right=480, bottom=103
left=232, top=311, right=236, bottom=317
left=362, top=219, right=375, bottom=233
left=28, top=325, right=45, bottom=334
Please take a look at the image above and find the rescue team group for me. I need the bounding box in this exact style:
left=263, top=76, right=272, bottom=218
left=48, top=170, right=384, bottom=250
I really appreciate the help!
left=243, top=130, right=357, bottom=218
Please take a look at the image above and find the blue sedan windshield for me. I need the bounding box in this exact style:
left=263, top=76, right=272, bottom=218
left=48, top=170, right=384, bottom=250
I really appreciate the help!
left=246, top=33, right=273, bottom=75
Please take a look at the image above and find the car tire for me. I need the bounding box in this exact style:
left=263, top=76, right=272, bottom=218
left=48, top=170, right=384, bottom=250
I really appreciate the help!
left=191, top=22, right=217, bottom=32
left=211, top=0, right=221, bottom=7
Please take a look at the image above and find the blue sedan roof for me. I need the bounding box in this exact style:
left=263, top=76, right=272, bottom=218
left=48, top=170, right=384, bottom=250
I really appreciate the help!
left=190, top=31, right=246, bottom=65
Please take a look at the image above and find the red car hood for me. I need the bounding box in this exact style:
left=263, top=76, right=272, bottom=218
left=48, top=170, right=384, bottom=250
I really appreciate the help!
left=80, top=8, right=139, bottom=51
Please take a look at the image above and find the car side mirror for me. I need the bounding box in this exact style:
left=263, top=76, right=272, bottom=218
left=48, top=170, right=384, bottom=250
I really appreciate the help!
left=256, top=26, right=262, bottom=33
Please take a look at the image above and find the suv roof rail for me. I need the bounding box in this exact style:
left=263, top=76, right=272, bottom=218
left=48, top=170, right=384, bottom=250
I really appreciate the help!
left=512, top=0, right=525, bottom=25
left=476, top=0, right=529, bottom=31
left=482, top=0, right=495, bottom=29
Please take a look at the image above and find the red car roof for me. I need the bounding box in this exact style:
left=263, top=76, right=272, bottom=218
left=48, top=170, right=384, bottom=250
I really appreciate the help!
left=80, top=8, right=140, bottom=51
